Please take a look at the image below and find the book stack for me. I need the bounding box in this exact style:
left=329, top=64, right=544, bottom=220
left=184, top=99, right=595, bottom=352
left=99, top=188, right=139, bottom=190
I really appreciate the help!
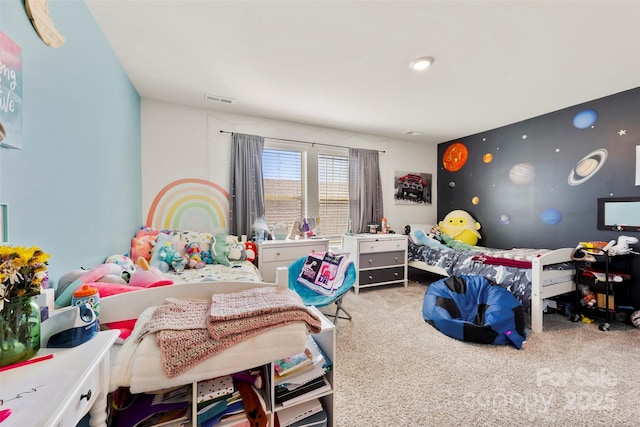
left=197, top=369, right=266, bottom=427
left=109, top=385, right=192, bottom=427
left=274, top=336, right=332, bottom=407
left=277, top=398, right=326, bottom=427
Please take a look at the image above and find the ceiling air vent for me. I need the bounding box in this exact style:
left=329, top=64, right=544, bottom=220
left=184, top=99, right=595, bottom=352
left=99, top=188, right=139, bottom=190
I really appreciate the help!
left=204, top=93, right=234, bottom=104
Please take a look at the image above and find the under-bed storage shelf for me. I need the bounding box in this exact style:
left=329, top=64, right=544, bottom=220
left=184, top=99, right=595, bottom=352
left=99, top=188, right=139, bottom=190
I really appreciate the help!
left=272, top=306, right=336, bottom=426
left=146, top=307, right=336, bottom=426
left=342, top=234, right=408, bottom=295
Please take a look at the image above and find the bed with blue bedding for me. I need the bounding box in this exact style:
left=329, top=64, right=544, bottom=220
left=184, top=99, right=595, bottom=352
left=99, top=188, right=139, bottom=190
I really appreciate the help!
left=405, top=224, right=576, bottom=333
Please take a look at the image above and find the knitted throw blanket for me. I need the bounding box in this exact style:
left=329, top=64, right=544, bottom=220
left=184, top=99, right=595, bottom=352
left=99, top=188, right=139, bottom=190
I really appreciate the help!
left=137, top=289, right=322, bottom=378
left=208, top=286, right=322, bottom=339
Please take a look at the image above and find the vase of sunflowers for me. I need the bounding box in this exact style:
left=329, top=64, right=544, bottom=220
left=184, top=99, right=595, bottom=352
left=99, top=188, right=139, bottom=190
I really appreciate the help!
left=0, top=246, right=50, bottom=367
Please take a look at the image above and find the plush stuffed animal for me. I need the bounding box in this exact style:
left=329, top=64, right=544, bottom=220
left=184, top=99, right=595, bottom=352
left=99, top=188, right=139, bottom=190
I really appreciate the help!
left=200, top=249, right=213, bottom=264
left=129, top=257, right=174, bottom=287
left=104, top=254, right=136, bottom=282
left=130, top=228, right=159, bottom=262
left=439, top=210, right=482, bottom=246
left=171, top=256, right=187, bottom=273
left=185, top=242, right=206, bottom=269
left=149, top=232, right=174, bottom=273
left=227, top=242, right=247, bottom=261
left=210, top=233, right=231, bottom=266
left=244, top=241, right=257, bottom=263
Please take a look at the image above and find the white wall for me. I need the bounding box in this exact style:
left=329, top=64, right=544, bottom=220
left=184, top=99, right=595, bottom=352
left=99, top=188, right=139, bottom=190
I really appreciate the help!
left=142, top=99, right=438, bottom=233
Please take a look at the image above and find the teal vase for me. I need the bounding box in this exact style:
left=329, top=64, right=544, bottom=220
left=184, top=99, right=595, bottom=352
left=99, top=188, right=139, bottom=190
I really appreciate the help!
left=0, top=296, right=41, bottom=367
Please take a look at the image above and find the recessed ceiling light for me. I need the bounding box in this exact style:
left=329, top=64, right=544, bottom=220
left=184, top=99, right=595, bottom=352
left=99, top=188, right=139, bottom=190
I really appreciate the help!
left=405, top=131, right=421, bottom=136
left=410, top=56, right=435, bottom=71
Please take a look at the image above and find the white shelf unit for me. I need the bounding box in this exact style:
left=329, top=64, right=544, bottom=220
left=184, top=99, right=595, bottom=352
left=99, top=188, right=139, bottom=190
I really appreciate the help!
left=189, top=307, right=336, bottom=426
left=258, top=238, right=329, bottom=282
left=341, top=234, right=408, bottom=295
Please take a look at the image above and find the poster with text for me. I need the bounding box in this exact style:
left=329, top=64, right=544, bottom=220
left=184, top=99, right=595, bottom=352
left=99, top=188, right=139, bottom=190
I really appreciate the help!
left=0, top=31, right=23, bottom=149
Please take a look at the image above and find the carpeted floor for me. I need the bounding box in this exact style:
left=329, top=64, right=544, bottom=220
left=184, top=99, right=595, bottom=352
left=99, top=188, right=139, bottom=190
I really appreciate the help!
left=330, top=272, right=640, bottom=427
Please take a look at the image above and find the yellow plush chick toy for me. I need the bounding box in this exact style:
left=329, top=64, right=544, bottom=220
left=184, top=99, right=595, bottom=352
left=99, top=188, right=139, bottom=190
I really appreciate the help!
left=439, top=210, right=482, bottom=246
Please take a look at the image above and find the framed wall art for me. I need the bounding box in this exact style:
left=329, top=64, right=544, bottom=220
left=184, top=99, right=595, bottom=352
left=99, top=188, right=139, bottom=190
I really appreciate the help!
left=0, top=31, right=23, bottom=149
left=394, top=171, right=431, bottom=205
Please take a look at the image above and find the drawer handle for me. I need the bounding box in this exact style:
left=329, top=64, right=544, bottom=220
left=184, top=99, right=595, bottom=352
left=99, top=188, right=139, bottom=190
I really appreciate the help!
left=368, top=259, right=373, bottom=264
left=394, top=257, right=398, bottom=261
left=80, top=390, right=92, bottom=402
left=368, top=275, right=373, bottom=280
left=394, top=272, right=399, bottom=277
left=276, top=252, right=280, bottom=256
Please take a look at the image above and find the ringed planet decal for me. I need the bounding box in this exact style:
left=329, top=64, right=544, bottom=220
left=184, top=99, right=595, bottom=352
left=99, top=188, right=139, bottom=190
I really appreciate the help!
left=442, top=142, right=469, bottom=172
left=567, top=149, right=608, bottom=186
left=146, top=178, right=230, bottom=231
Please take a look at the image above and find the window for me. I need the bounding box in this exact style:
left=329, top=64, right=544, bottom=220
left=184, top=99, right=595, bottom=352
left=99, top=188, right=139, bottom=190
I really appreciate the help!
left=263, top=143, right=349, bottom=241
left=318, top=154, right=349, bottom=236
left=263, top=148, right=305, bottom=227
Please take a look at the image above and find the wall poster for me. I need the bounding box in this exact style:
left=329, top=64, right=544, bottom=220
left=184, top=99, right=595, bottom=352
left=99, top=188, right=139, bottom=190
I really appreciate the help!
left=394, top=171, right=432, bottom=205
left=0, top=31, right=23, bottom=149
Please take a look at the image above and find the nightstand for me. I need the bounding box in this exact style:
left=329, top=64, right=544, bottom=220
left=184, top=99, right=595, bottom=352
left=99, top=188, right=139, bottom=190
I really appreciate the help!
left=341, top=234, right=408, bottom=294
left=258, top=238, right=329, bottom=282
left=0, top=330, right=118, bottom=427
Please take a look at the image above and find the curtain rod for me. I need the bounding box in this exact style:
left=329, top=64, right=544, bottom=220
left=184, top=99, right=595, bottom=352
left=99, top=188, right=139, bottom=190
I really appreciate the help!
left=219, top=130, right=386, bottom=153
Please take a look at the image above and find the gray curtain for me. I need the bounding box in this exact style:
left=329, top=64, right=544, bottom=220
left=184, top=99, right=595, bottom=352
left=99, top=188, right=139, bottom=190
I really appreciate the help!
left=348, top=148, right=383, bottom=233
left=230, top=133, right=265, bottom=237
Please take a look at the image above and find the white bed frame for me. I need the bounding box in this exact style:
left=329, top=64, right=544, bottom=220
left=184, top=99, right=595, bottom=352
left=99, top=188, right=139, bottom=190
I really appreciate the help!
left=409, top=247, right=576, bottom=333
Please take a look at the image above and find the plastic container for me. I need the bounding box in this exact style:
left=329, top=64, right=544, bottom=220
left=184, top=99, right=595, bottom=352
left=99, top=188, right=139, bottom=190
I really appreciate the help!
left=72, top=284, right=100, bottom=317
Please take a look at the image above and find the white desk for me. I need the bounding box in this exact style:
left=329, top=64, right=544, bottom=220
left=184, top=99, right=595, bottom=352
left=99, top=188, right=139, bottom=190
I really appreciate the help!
left=0, top=330, right=118, bottom=427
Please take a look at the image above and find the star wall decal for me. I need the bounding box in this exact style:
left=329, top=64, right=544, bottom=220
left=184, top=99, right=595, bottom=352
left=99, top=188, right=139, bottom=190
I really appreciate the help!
left=618, top=129, right=627, bottom=136
left=522, top=134, right=527, bottom=139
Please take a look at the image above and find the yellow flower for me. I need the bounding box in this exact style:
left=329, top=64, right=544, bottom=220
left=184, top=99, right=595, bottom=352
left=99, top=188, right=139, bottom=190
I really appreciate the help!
left=0, top=245, right=50, bottom=303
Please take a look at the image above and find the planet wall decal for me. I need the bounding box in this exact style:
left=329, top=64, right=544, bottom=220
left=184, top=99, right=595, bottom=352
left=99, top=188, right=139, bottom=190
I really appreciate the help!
left=567, top=148, right=607, bottom=186
left=509, top=163, right=536, bottom=185
left=483, top=153, right=493, bottom=163
left=442, top=142, right=468, bottom=172
left=499, top=214, right=510, bottom=225
left=572, top=109, right=598, bottom=129
left=541, top=208, right=562, bottom=225
left=471, top=196, right=480, bottom=205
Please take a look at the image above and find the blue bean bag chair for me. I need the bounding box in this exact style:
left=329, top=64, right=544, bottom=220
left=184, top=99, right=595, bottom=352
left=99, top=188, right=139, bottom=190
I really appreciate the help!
left=422, top=275, right=526, bottom=349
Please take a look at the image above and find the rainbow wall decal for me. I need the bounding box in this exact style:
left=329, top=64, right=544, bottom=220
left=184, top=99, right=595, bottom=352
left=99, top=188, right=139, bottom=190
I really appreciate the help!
left=146, top=178, right=230, bottom=231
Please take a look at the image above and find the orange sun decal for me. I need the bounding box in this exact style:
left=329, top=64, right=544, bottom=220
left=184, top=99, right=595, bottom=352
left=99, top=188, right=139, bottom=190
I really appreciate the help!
left=442, top=142, right=469, bottom=172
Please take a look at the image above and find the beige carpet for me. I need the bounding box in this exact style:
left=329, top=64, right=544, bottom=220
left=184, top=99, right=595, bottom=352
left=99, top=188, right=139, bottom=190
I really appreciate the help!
left=332, top=275, right=640, bottom=427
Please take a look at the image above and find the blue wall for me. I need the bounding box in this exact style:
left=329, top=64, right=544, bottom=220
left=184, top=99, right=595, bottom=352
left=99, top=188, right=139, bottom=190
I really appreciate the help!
left=0, top=0, right=141, bottom=285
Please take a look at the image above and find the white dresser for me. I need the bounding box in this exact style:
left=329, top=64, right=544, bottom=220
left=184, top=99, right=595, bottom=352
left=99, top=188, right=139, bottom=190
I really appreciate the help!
left=341, top=234, right=408, bottom=295
left=257, top=238, right=329, bottom=282
left=0, top=330, right=119, bottom=427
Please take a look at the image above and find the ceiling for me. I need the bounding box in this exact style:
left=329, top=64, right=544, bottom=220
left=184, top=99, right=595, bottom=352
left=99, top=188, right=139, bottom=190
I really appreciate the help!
left=85, top=1, right=640, bottom=145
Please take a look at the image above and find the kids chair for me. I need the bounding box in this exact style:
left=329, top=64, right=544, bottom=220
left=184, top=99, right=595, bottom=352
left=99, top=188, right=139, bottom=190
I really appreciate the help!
left=287, top=255, right=356, bottom=325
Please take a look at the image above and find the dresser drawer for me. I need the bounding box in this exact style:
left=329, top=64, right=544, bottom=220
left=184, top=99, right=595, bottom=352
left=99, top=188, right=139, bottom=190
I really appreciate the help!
left=61, top=363, right=100, bottom=426
left=260, top=243, right=326, bottom=263
left=358, top=266, right=405, bottom=285
left=359, top=251, right=404, bottom=268
left=358, top=238, right=407, bottom=254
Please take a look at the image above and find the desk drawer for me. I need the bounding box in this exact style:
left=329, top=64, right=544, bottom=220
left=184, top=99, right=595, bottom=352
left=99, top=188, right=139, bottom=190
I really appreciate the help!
left=359, top=266, right=405, bottom=285
left=62, top=365, right=99, bottom=426
left=359, top=251, right=404, bottom=268
left=260, top=243, right=326, bottom=263
left=358, top=238, right=407, bottom=254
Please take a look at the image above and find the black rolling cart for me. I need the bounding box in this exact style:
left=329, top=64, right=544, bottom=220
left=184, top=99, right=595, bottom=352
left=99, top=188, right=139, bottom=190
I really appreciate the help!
left=573, top=250, right=634, bottom=331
